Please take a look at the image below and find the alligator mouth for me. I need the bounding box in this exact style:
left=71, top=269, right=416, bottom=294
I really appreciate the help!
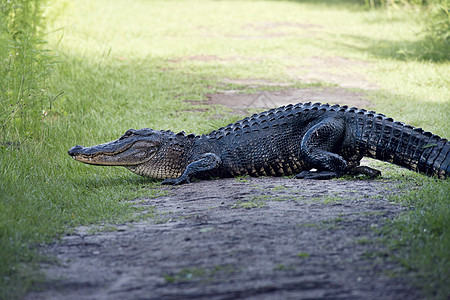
left=68, top=142, right=138, bottom=166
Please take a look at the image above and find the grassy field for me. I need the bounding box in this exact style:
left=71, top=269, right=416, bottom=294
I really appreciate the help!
left=1, top=0, right=449, bottom=298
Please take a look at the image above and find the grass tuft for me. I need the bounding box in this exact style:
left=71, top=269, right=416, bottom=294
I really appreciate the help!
left=384, top=178, right=450, bottom=299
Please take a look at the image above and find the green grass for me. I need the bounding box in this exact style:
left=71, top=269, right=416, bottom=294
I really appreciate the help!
left=297, top=252, right=311, bottom=258
left=384, top=179, right=450, bottom=298
left=164, top=264, right=237, bottom=283
left=0, top=0, right=449, bottom=298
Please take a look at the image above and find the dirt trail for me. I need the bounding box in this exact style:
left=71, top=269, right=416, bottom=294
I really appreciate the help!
left=27, top=177, right=421, bottom=300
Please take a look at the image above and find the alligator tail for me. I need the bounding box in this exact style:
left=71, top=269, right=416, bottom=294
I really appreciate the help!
left=350, top=110, right=449, bottom=179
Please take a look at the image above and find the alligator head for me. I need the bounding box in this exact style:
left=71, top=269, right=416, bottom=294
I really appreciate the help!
left=68, top=128, right=164, bottom=165
left=68, top=128, right=193, bottom=179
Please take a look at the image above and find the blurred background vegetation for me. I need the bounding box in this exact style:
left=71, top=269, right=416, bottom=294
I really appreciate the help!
left=1, top=0, right=53, bottom=139
left=367, top=0, right=449, bottom=60
left=0, top=0, right=448, bottom=141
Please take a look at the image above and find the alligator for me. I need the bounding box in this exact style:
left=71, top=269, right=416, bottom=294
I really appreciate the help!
left=68, top=102, right=449, bottom=184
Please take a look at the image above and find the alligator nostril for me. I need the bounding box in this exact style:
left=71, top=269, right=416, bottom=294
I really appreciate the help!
left=68, top=145, right=83, bottom=156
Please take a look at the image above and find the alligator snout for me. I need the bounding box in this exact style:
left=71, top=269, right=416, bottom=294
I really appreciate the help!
left=68, top=145, right=84, bottom=156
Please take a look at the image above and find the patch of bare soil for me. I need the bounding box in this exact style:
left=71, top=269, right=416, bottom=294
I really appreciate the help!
left=229, top=22, right=324, bottom=39
left=206, top=87, right=372, bottom=115
left=27, top=177, right=422, bottom=300
left=195, top=54, right=378, bottom=114
left=168, top=55, right=261, bottom=63
left=287, top=56, right=379, bottom=91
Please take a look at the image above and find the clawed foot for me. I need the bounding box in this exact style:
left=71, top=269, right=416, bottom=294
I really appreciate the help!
left=294, top=171, right=339, bottom=180
left=161, top=176, right=190, bottom=185
left=348, top=166, right=381, bottom=179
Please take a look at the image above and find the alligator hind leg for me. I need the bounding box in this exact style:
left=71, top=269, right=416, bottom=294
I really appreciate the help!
left=295, top=116, right=348, bottom=180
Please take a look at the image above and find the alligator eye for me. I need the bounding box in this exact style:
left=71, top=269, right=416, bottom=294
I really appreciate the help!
left=120, top=129, right=135, bottom=140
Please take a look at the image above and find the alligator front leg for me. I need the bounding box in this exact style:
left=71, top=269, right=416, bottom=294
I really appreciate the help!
left=161, top=153, right=222, bottom=185
left=295, top=116, right=348, bottom=180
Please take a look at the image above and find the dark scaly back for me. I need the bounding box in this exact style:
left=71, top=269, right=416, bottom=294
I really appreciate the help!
left=344, top=107, right=450, bottom=179
left=205, top=102, right=329, bottom=177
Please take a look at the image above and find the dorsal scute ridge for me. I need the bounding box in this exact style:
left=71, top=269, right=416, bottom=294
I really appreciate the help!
left=275, top=106, right=287, bottom=114
left=249, top=115, right=258, bottom=122
left=174, top=130, right=199, bottom=139
left=205, top=102, right=397, bottom=139
left=431, top=134, right=441, bottom=140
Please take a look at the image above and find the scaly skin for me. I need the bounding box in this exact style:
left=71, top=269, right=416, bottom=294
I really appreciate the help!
left=68, top=102, right=450, bottom=184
